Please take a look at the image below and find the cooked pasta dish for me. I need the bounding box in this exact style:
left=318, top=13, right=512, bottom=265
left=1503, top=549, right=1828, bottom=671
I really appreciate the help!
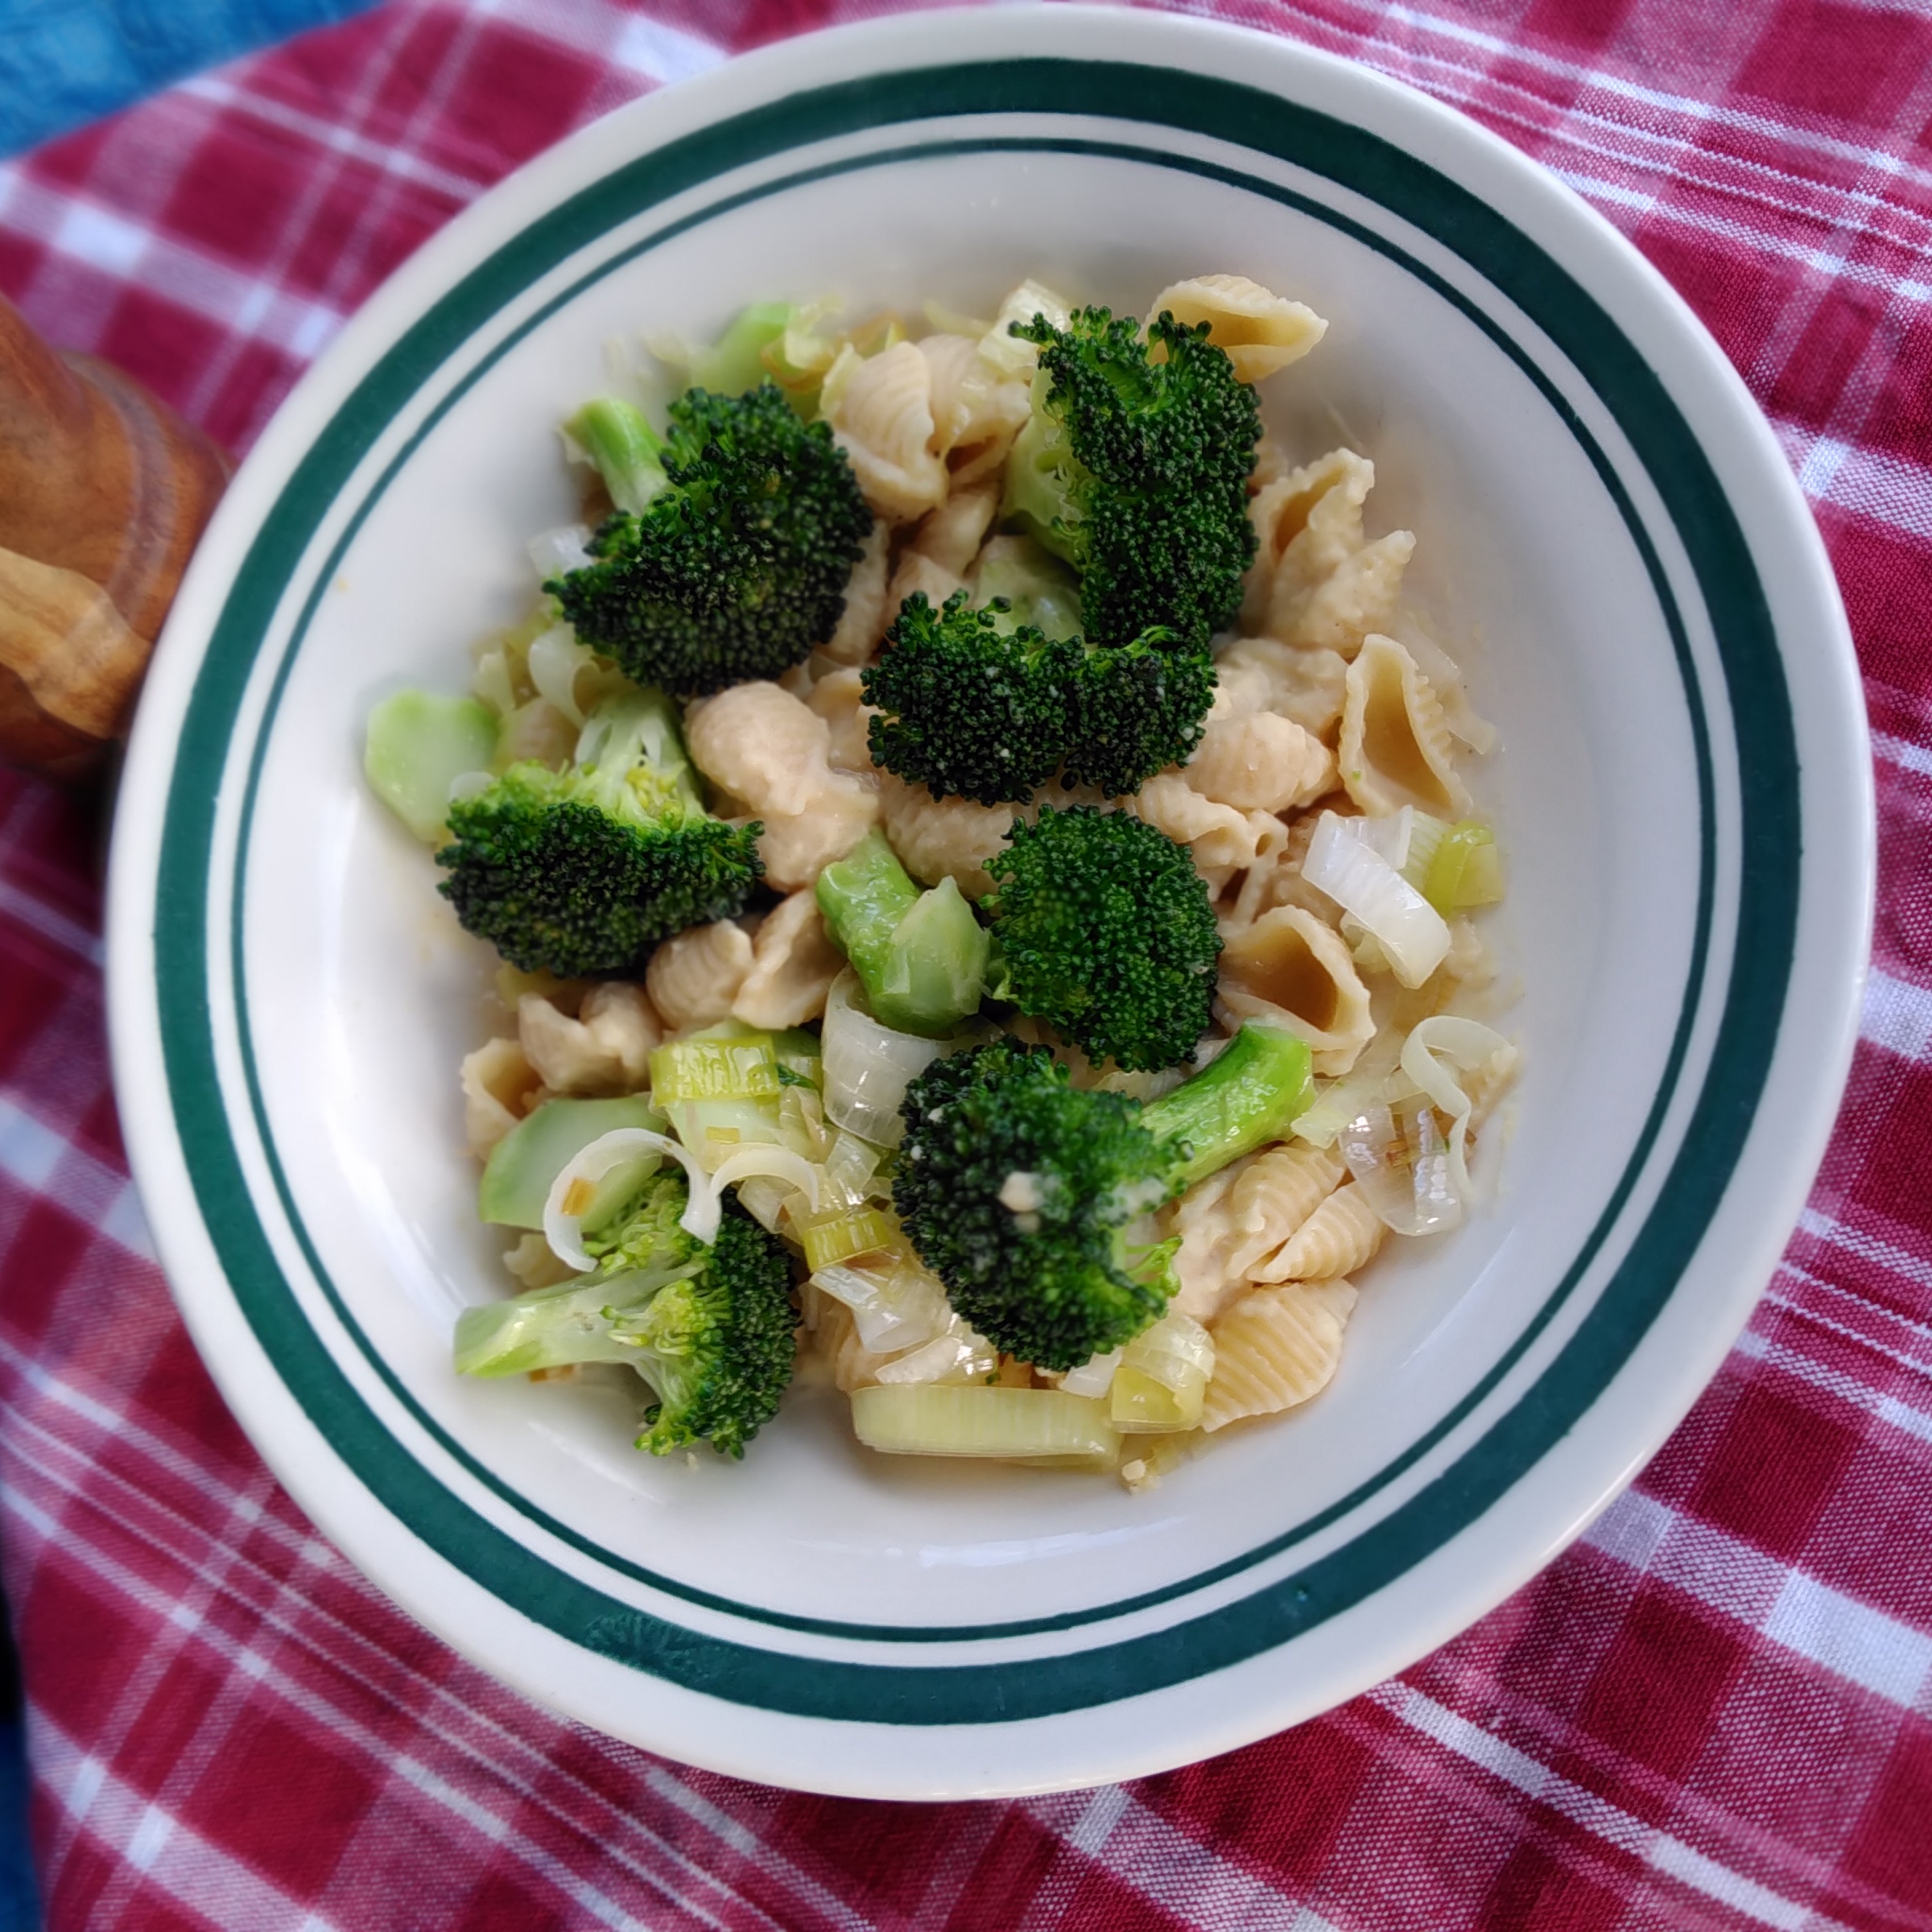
left=361, top=272, right=1518, bottom=1486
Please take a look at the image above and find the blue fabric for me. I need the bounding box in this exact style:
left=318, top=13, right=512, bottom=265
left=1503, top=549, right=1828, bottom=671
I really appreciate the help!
left=0, top=0, right=382, bottom=156
left=0, top=1588, right=31, bottom=1932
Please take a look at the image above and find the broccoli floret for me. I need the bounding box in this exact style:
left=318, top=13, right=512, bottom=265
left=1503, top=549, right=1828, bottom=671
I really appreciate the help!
left=1004, top=308, right=1261, bottom=649
left=437, top=686, right=763, bottom=977
left=815, top=828, right=989, bottom=1035
left=895, top=1024, right=1313, bottom=1368
left=864, top=591, right=1216, bottom=804
left=453, top=1176, right=797, bottom=1458
left=863, top=592, right=1075, bottom=805
left=1060, top=633, right=1217, bottom=797
left=986, top=806, right=1221, bottom=1072
left=551, top=383, right=872, bottom=696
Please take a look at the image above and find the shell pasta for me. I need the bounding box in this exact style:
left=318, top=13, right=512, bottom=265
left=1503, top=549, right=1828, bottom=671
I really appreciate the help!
left=367, top=271, right=1518, bottom=1480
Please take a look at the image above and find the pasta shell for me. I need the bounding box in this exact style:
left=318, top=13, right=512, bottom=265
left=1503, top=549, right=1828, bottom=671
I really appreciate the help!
left=822, top=341, right=947, bottom=524
left=1241, top=448, right=1372, bottom=634
left=1164, top=1161, right=1249, bottom=1324
left=1251, top=433, right=1294, bottom=493
left=1202, top=1279, right=1359, bottom=1429
left=754, top=775, right=877, bottom=892
left=1146, top=274, right=1327, bottom=384
left=1337, top=634, right=1471, bottom=819
left=504, top=1232, right=576, bottom=1291
left=1282, top=530, right=1414, bottom=656
left=912, top=476, right=1001, bottom=576
left=1185, top=710, right=1335, bottom=814
left=1218, top=808, right=1298, bottom=933
left=1224, top=1143, right=1346, bottom=1278
left=918, top=332, right=1030, bottom=469
left=460, top=1037, right=540, bottom=1156
left=685, top=682, right=832, bottom=818
left=805, top=666, right=874, bottom=774
left=1216, top=638, right=1349, bottom=745
left=1131, top=772, right=1263, bottom=890
left=879, top=774, right=1029, bottom=899
left=823, top=522, right=890, bottom=666
left=1219, top=905, right=1376, bottom=1075
left=888, top=548, right=965, bottom=618
left=646, top=921, right=754, bottom=1033
left=518, top=985, right=658, bottom=1096
left=1241, top=448, right=1414, bottom=654
left=1251, top=1182, right=1385, bottom=1282
left=733, top=891, right=844, bottom=1030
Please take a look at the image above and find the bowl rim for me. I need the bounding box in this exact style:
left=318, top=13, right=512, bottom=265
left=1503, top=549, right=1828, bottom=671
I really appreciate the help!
left=105, top=3, right=1874, bottom=1798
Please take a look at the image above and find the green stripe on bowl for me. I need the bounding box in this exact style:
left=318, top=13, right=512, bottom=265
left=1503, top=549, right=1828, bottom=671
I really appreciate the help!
left=153, top=60, right=1792, bottom=1721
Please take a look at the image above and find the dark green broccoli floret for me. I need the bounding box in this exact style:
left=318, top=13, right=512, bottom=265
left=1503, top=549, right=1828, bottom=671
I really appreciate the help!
left=1004, top=308, right=1261, bottom=649
left=1060, top=632, right=1217, bottom=797
left=986, top=806, right=1221, bottom=1072
left=551, top=384, right=872, bottom=696
left=863, top=592, right=1076, bottom=804
left=437, top=687, right=762, bottom=978
left=895, top=1025, right=1313, bottom=1368
left=453, top=1175, right=796, bottom=1458
left=864, top=591, right=1216, bottom=804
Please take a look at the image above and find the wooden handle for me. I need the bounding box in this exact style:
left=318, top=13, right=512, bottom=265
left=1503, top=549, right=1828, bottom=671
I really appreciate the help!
left=0, top=293, right=229, bottom=780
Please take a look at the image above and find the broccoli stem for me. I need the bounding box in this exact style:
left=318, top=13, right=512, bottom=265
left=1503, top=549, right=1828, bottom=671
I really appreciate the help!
left=568, top=398, right=667, bottom=515
left=688, top=302, right=793, bottom=395
left=1142, top=1025, right=1315, bottom=1191
left=815, top=829, right=989, bottom=1037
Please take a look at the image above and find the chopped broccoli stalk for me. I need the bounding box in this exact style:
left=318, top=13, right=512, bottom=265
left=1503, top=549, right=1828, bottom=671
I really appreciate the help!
left=551, top=381, right=872, bottom=696
left=864, top=592, right=1215, bottom=805
left=436, top=686, right=763, bottom=978
left=685, top=302, right=794, bottom=396
left=364, top=690, right=499, bottom=843
left=972, top=535, right=1084, bottom=642
left=1004, top=308, right=1261, bottom=648
left=894, top=1024, right=1311, bottom=1368
left=567, top=398, right=667, bottom=515
left=1138, top=1022, right=1316, bottom=1190
left=863, top=592, right=1075, bottom=805
left=455, top=1177, right=796, bottom=1458
left=815, top=829, right=989, bottom=1036
left=478, top=1095, right=667, bottom=1229
left=986, top=806, right=1221, bottom=1072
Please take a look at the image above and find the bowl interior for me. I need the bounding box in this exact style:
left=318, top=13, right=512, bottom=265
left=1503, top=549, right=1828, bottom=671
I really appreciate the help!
left=238, top=144, right=1700, bottom=1630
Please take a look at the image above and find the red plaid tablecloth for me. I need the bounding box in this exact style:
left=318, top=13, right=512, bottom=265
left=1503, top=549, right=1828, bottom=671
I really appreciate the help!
left=2, top=0, right=1929, bottom=1924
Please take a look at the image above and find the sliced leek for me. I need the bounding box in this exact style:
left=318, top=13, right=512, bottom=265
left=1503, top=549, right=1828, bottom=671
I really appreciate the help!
left=852, top=1385, right=1121, bottom=1468
left=800, top=1203, right=902, bottom=1274
left=1421, top=820, right=1504, bottom=916
left=649, top=1035, right=778, bottom=1104
left=1111, top=1311, right=1215, bottom=1432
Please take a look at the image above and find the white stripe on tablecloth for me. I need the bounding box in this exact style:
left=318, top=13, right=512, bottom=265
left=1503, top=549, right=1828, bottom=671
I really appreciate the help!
left=1364, top=1680, right=1849, bottom=1932
left=1734, top=1323, right=1932, bottom=1451
left=1860, top=967, right=1932, bottom=1064
left=1022, top=1783, right=1335, bottom=1931
left=1378, top=1, right=1932, bottom=198
left=32, top=1711, right=345, bottom=1931
left=0, top=1096, right=153, bottom=1259
left=1583, top=1488, right=1932, bottom=1712
left=0, top=1433, right=817, bottom=1932
left=1798, top=1204, right=1932, bottom=1298
left=1874, top=730, right=1932, bottom=782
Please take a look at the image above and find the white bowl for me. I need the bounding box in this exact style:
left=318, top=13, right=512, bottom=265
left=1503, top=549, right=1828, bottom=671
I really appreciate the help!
left=106, top=6, right=1872, bottom=1799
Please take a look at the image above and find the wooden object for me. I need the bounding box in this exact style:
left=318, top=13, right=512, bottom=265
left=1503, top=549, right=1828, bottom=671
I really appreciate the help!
left=0, top=294, right=229, bottom=780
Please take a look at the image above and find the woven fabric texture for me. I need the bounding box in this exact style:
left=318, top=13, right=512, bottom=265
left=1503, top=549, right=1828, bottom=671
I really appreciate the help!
left=1, top=0, right=1929, bottom=1926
